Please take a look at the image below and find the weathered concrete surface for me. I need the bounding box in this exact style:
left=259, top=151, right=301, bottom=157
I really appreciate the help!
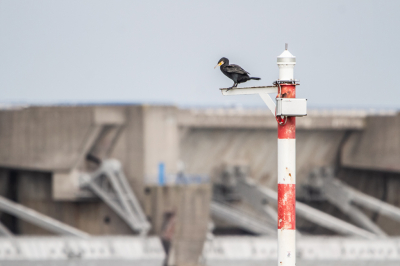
left=144, top=184, right=211, bottom=266
left=172, top=184, right=211, bottom=266
left=177, top=108, right=400, bottom=236
left=178, top=108, right=367, bottom=130
left=0, top=105, right=180, bottom=235
left=180, top=128, right=346, bottom=188
left=342, top=113, right=400, bottom=173
left=0, top=106, right=93, bottom=171
left=1, top=104, right=399, bottom=238
left=16, top=170, right=132, bottom=235
left=337, top=167, right=400, bottom=236
left=142, top=105, right=179, bottom=184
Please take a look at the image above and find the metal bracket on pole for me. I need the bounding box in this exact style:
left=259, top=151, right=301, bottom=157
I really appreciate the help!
left=220, top=86, right=278, bottom=116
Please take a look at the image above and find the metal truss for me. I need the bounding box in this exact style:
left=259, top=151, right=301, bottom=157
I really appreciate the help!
left=0, top=222, right=12, bottom=237
left=0, top=195, right=89, bottom=238
left=304, top=167, right=400, bottom=237
left=236, top=177, right=377, bottom=239
left=210, top=164, right=381, bottom=239
left=210, top=201, right=276, bottom=236
left=80, top=159, right=151, bottom=236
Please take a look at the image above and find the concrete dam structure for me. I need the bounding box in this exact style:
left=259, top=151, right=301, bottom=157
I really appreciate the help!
left=0, top=104, right=399, bottom=265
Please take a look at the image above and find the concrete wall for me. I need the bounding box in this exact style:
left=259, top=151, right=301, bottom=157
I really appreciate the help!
left=17, top=170, right=132, bottom=235
left=0, top=105, right=180, bottom=235
left=342, top=113, right=400, bottom=172
left=1, top=104, right=399, bottom=238
left=0, top=106, right=93, bottom=171
left=142, top=105, right=179, bottom=184
left=337, top=167, right=400, bottom=236
left=180, top=128, right=346, bottom=188
left=144, top=184, right=211, bottom=266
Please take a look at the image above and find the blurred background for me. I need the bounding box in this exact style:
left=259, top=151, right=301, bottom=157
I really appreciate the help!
left=0, top=1, right=400, bottom=265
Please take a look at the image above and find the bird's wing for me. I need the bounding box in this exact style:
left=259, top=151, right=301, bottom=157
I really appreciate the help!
left=225, top=64, right=250, bottom=75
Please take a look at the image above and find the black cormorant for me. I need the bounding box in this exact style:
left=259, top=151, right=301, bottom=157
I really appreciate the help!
left=214, top=57, right=260, bottom=90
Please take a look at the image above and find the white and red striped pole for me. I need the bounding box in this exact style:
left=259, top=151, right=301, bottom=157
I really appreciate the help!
left=276, top=46, right=296, bottom=266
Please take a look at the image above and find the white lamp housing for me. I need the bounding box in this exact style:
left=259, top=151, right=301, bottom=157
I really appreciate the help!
left=277, top=48, right=296, bottom=80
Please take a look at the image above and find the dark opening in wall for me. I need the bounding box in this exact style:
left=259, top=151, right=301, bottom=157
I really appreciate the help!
left=0, top=169, right=19, bottom=234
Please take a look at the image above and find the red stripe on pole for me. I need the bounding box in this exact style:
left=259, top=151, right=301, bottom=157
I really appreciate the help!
left=280, top=85, right=296, bottom=98
left=278, top=117, right=296, bottom=139
left=277, top=84, right=296, bottom=140
left=277, top=184, right=296, bottom=230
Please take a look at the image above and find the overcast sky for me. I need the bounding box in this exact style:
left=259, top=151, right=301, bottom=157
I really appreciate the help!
left=1, top=1, right=399, bottom=109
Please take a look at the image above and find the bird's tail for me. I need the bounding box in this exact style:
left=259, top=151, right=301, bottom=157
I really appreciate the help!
left=250, top=77, right=261, bottom=80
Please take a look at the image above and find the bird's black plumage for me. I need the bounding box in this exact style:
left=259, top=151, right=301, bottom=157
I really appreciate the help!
left=215, top=57, right=260, bottom=90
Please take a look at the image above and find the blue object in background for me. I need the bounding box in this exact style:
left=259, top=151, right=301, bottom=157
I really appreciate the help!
left=175, top=172, right=187, bottom=185
left=158, top=162, right=165, bottom=186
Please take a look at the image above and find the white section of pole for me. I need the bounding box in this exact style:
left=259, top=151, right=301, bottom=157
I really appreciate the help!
left=278, top=230, right=296, bottom=265
left=277, top=139, right=296, bottom=185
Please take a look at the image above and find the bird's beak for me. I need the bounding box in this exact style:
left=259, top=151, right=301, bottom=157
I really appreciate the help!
left=214, top=61, right=223, bottom=69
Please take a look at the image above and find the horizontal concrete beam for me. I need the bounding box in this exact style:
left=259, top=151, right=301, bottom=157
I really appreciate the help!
left=0, top=236, right=165, bottom=263
left=178, top=109, right=366, bottom=130
left=203, top=236, right=400, bottom=263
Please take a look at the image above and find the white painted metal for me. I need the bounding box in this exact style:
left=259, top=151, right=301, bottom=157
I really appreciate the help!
left=259, top=93, right=276, bottom=116
left=82, top=159, right=151, bottom=235
left=276, top=98, right=307, bottom=117
left=220, top=86, right=278, bottom=96
left=277, top=138, right=296, bottom=265
left=277, top=139, right=296, bottom=184
left=87, top=180, right=140, bottom=231
left=277, top=49, right=296, bottom=80
left=106, top=169, right=141, bottom=224
left=220, top=87, right=278, bottom=116
left=0, top=196, right=90, bottom=238
left=278, top=230, right=296, bottom=265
